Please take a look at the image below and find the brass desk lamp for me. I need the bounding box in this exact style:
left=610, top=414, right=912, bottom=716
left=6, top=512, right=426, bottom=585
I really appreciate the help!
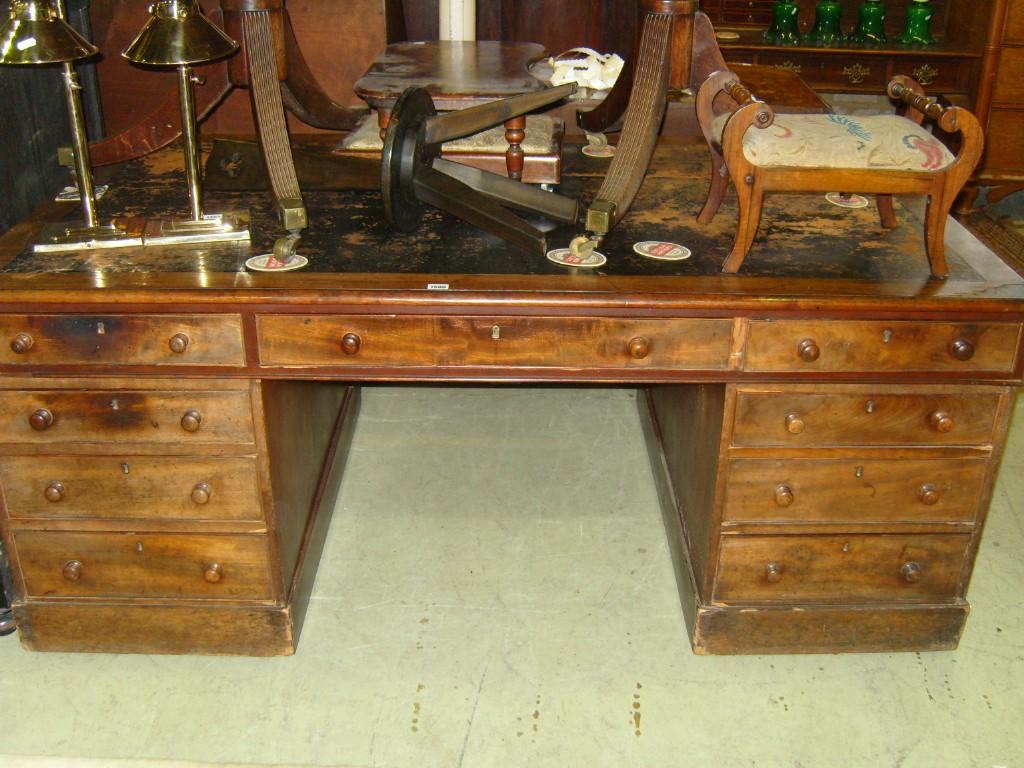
left=123, top=0, right=249, bottom=245
left=0, top=0, right=142, bottom=252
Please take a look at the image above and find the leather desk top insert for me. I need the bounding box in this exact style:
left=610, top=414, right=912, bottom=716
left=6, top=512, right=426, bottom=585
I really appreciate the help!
left=0, top=139, right=1021, bottom=655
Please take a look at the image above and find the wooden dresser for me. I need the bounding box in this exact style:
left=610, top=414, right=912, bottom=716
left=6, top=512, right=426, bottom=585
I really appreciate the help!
left=0, top=141, right=1021, bottom=656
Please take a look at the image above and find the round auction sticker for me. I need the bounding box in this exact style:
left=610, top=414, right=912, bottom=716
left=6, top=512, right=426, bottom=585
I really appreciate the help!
left=246, top=254, right=309, bottom=272
left=825, top=192, right=869, bottom=209
left=633, top=241, right=692, bottom=261
left=546, top=248, right=607, bottom=269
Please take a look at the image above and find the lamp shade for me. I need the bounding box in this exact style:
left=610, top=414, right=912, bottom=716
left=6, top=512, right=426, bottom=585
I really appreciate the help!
left=0, top=0, right=98, bottom=65
left=122, top=0, right=237, bottom=66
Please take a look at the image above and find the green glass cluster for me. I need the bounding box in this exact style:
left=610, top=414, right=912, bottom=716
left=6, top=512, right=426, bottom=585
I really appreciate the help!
left=805, top=0, right=843, bottom=46
left=899, top=0, right=935, bottom=46
left=763, top=0, right=801, bottom=45
left=849, top=0, right=887, bottom=46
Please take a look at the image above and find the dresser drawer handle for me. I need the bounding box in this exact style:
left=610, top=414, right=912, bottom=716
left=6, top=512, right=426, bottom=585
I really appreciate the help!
left=900, top=561, right=923, bottom=583
left=929, top=410, right=954, bottom=433
left=784, top=412, right=805, bottom=435
left=765, top=562, right=784, bottom=583
left=797, top=338, right=820, bottom=362
left=62, top=559, right=83, bottom=582
left=949, top=338, right=975, bottom=361
left=774, top=484, right=794, bottom=507
left=44, top=481, right=66, bottom=503
left=10, top=332, right=34, bottom=354
left=29, top=408, right=54, bottom=431
left=180, top=409, right=203, bottom=433
left=918, top=484, right=940, bottom=505
left=168, top=332, right=191, bottom=354
left=628, top=336, right=650, bottom=359
left=191, top=482, right=213, bottom=505
left=203, top=562, right=224, bottom=583
left=340, top=332, right=362, bottom=355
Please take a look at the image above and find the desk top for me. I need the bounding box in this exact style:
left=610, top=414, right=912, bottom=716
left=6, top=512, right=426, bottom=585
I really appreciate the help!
left=0, top=138, right=1022, bottom=317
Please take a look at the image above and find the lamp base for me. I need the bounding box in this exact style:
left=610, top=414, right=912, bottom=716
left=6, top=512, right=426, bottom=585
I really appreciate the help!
left=33, top=220, right=145, bottom=253
left=142, top=212, right=250, bottom=246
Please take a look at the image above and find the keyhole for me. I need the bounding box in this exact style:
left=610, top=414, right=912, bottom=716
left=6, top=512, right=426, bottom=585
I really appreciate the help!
left=491, top=325, right=501, bottom=340
left=135, top=541, right=144, bottom=554
left=121, top=462, right=130, bottom=475
left=97, top=322, right=106, bottom=335
left=855, top=466, right=864, bottom=478
left=882, top=328, right=893, bottom=343
left=110, top=399, right=120, bottom=411
left=865, top=400, right=875, bottom=414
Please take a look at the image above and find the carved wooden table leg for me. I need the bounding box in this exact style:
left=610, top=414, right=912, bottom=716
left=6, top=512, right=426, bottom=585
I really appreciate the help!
left=504, top=115, right=526, bottom=180
left=377, top=108, right=392, bottom=142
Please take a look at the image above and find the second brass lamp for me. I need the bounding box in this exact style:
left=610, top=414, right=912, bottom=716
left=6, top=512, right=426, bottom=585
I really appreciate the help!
left=123, top=0, right=249, bottom=245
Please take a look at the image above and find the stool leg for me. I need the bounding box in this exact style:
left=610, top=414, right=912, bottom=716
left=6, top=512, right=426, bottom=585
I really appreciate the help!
left=698, top=154, right=729, bottom=224
left=877, top=194, right=898, bottom=229
left=722, top=178, right=763, bottom=273
left=504, top=116, right=526, bottom=180
left=924, top=192, right=950, bottom=278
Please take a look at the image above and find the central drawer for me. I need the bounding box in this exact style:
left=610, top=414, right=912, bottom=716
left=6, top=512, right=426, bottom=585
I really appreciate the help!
left=732, top=389, right=1002, bottom=447
left=257, top=315, right=734, bottom=370
left=14, top=530, right=274, bottom=600
left=0, top=389, right=255, bottom=445
left=713, top=533, right=970, bottom=603
left=0, top=456, right=263, bottom=522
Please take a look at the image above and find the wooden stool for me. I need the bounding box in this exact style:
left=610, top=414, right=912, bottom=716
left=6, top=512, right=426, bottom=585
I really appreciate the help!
left=353, top=41, right=562, bottom=184
left=696, top=73, right=984, bottom=277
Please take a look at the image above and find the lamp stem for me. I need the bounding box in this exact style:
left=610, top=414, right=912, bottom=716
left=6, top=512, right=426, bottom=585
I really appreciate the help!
left=177, top=64, right=203, bottom=222
left=61, top=63, right=97, bottom=228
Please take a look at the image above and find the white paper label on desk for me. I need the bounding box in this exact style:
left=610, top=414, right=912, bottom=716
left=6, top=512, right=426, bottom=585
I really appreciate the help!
left=427, top=283, right=450, bottom=290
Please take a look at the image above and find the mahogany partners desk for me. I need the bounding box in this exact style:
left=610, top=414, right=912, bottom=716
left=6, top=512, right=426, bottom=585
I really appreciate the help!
left=0, top=141, right=1021, bottom=656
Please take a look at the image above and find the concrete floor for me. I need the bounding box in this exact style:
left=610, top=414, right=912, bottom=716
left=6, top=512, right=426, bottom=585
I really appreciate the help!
left=1, top=386, right=1022, bottom=768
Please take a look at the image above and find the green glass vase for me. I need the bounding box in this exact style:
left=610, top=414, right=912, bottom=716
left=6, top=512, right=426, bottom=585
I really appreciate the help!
left=763, top=0, right=801, bottom=45
left=849, top=0, right=887, bottom=46
left=899, top=0, right=935, bottom=46
left=805, top=0, right=844, bottom=46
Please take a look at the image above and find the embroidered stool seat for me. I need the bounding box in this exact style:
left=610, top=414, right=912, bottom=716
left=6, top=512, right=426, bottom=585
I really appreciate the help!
left=697, top=73, right=984, bottom=277
left=710, top=113, right=957, bottom=172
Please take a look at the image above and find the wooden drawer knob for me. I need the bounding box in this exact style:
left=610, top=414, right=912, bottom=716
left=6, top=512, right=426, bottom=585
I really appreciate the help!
left=929, top=410, right=954, bottom=433
left=10, top=332, right=34, bottom=354
left=29, top=408, right=53, bottom=431
left=901, top=561, right=923, bottom=583
left=168, top=332, right=191, bottom=354
left=203, top=562, right=224, bottom=583
left=774, top=484, right=794, bottom=507
left=340, top=333, right=361, bottom=355
left=797, top=338, right=820, bottom=362
left=918, top=484, right=940, bottom=506
left=191, top=482, right=212, bottom=505
left=949, top=338, right=974, bottom=361
left=784, top=412, right=805, bottom=435
left=180, top=409, right=203, bottom=433
left=628, top=337, right=650, bottom=359
left=44, top=481, right=66, bottom=503
left=62, top=559, right=83, bottom=581
left=765, top=562, right=784, bottom=583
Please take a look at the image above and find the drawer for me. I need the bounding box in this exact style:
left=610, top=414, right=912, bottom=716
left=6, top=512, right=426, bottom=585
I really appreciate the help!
left=891, top=58, right=971, bottom=93
left=744, top=320, right=1021, bottom=373
left=14, top=530, right=273, bottom=600
left=258, top=315, right=734, bottom=370
left=0, top=390, right=255, bottom=446
left=0, top=456, right=263, bottom=522
left=981, top=109, right=1024, bottom=173
left=731, top=389, right=1002, bottom=447
left=0, top=315, right=246, bottom=367
left=713, top=533, right=970, bottom=603
left=992, top=47, right=1024, bottom=103
left=722, top=457, right=988, bottom=524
